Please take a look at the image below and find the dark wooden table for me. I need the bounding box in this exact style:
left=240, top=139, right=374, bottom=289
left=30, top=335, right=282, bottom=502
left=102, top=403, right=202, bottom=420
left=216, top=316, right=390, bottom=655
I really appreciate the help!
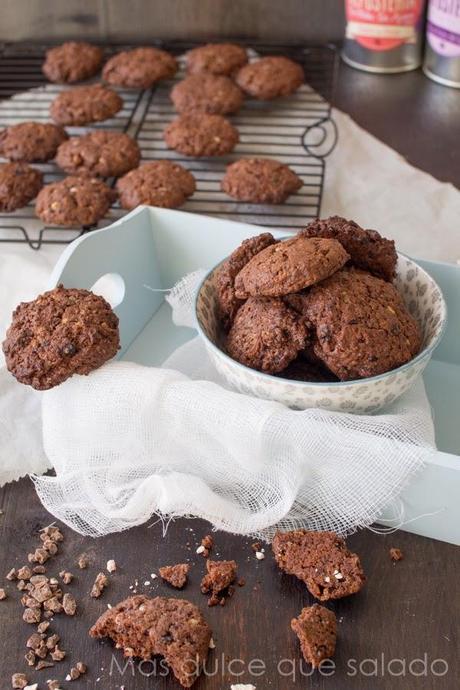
left=1, top=61, right=460, bottom=690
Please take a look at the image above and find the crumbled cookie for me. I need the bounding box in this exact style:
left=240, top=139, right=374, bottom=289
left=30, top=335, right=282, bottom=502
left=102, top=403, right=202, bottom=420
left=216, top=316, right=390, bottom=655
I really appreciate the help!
left=0, top=122, right=68, bottom=163
left=272, top=529, right=366, bottom=601
left=43, top=42, right=103, bottom=83
left=0, top=588, right=7, bottom=600
left=36, top=659, right=55, bottom=670
left=221, top=158, right=303, bottom=204
left=200, top=559, right=237, bottom=606
left=226, top=297, right=310, bottom=374
left=56, top=131, right=140, bottom=178
left=77, top=553, right=90, bottom=569
left=389, top=547, right=403, bottom=562
left=3, top=285, right=120, bottom=390
left=159, top=564, right=190, bottom=589
left=300, top=215, right=398, bottom=282
left=186, top=43, right=248, bottom=76
left=90, top=595, right=212, bottom=687
left=62, top=593, right=77, bottom=615
left=0, top=162, right=43, bottom=212
left=164, top=113, right=239, bottom=157
left=234, top=236, right=350, bottom=298
left=116, top=160, right=195, bottom=210
left=214, top=232, right=277, bottom=329
left=90, top=572, right=109, bottom=598
left=236, top=56, right=304, bottom=99
left=200, top=535, right=213, bottom=558
left=50, top=84, right=123, bottom=126
left=102, top=47, right=177, bottom=88
left=299, top=267, right=422, bottom=380
left=291, top=605, right=337, bottom=668
left=171, top=73, right=243, bottom=115
left=59, top=571, right=73, bottom=584
left=36, top=175, right=116, bottom=227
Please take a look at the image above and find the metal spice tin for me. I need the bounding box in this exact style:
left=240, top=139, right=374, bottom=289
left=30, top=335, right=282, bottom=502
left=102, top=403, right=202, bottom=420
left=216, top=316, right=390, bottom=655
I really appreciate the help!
left=342, top=0, right=426, bottom=73
left=424, top=0, right=460, bottom=87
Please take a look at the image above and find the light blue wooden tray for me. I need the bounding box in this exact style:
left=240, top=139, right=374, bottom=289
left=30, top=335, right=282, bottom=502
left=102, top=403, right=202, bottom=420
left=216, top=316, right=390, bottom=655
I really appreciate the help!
left=49, top=206, right=460, bottom=545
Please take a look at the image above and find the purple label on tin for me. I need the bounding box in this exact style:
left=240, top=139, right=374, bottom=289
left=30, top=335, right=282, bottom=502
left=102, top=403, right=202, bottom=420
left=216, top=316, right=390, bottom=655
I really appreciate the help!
left=427, top=0, right=460, bottom=56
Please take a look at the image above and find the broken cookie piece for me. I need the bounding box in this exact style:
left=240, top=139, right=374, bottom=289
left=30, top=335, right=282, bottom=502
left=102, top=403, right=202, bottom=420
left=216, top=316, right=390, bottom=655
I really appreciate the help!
left=200, top=559, right=237, bottom=606
left=90, top=572, right=108, bottom=598
left=291, top=604, right=337, bottom=668
left=272, top=529, right=365, bottom=601
left=159, top=564, right=190, bottom=589
left=90, top=595, right=211, bottom=688
left=389, top=547, right=403, bottom=562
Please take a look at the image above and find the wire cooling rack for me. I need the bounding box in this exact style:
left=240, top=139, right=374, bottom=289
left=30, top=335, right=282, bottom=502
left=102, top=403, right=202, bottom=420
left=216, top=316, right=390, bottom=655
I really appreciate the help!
left=0, top=41, right=338, bottom=250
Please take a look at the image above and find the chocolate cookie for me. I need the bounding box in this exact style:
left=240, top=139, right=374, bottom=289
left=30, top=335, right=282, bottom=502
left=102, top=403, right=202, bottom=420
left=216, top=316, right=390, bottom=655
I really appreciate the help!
left=171, top=73, right=243, bottom=115
left=50, top=84, right=123, bottom=126
left=300, top=215, right=398, bottom=282
left=186, top=43, right=248, bottom=76
left=3, top=285, right=120, bottom=390
left=56, top=131, right=140, bottom=178
left=226, top=297, right=310, bottom=373
left=214, top=232, right=277, bottom=329
left=0, top=122, right=68, bottom=163
left=0, top=162, right=43, bottom=212
left=102, top=47, right=177, bottom=89
left=234, top=236, right=350, bottom=298
left=300, top=267, right=422, bottom=380
left=159, top=564, right=190, bottom=589
left=291, top=605, right=337, bottom=668
left=116, top=161, right=196, bottom=209
left=42, top=42, right=103, bottom=83
left=35, top=176, right=116, bottom=227
left=164, top=113, right=239, bottom=157
left=221, top=158, right=303, bottom=204
left=90, top=595, right=212, bottom=688
left=236, top=56, right=304, bottom=100
left=272, top=530, right=366, bottom=601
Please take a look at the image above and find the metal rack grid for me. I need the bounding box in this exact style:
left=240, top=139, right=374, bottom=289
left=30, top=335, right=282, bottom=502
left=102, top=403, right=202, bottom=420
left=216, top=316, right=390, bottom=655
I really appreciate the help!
left=0, top=41, right=338, bottom=249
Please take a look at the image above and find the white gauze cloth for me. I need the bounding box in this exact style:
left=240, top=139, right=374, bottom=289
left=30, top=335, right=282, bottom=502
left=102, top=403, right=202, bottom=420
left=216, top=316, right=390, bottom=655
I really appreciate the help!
left=32, top=271, right=436, bottom=540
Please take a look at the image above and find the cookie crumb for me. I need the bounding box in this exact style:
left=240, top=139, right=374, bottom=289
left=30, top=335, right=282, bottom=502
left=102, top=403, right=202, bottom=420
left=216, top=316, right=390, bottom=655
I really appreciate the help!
left=77, top=553, right=90, bottom=569
left=12, top=673, right=28, bottom=689
left=255, top=551, right=265, bottom=560
left=50, top=646, right=66, bottom=662
left=209, top=637, right=216, bottom=649
left=389, top=547, right=403, bottom=562
left=159, top=564, right=189, bottom=589
left=6, top=568, right=17, bottom=581
left=201, top=559, right=237, bottom=607
left=47, top=681, right=60, bottom=690
left=59, top=571, right=73, bottom=584
left=106, top=559, right=117, bottom=573
left=90, top=572, right=108, bottom=598
left=36, top=659, right=54, bottom=670
left=0, top=587, right=7, bottom=600
left=62, top=593, right=77, bottom=616
left=196, top=545, right=206, bottom=555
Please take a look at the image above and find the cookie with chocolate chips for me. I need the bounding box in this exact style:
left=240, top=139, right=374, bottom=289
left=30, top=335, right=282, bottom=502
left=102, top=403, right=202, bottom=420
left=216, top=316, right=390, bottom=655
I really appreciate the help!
left=43, top=42, right=103, bottom=83
left=35, top=176, right=116, bottom=227
left=0, top=122, right=68, bottom=162
left=3, top=285, right=120, bottom=390
left=56, top=131, right=140, bottom=178
left=0, top=162, right=43, bottom=212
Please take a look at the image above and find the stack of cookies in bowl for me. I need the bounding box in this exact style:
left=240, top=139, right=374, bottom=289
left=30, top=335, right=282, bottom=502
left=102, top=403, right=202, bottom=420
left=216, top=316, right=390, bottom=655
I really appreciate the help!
left=196, top=216, right=446, bottom=413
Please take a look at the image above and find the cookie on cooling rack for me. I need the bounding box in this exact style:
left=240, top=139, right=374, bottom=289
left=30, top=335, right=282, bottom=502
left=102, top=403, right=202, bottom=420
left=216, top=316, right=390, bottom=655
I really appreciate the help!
left=0, top=162, right=43, bottom=212
left=221, top=158, right=303, bottom=204
left=226, top=297, right=310, bottom=374
left=42, top=41, right=103, bottom=83
left=186, top=43, right=248, bottom=76
left=102, top=47, right=178, bottom=89
left=171, top=73, right=243, bottom=115
left=50, top=84, right=123, bottom=126
left=164, top=113, right=239, bottom=157
left=3, top=285, right=120, bottom=390
left=35, top=176, right=116, bottom=227
left=56, top=131, right=140, bottom=178
left=300, top=215, right=398, bottom=283
left=236, top=56, right=304, bottom=99
left=116, top=160, right=196, bottom=209
left=0, top=122, right=68, bottom=163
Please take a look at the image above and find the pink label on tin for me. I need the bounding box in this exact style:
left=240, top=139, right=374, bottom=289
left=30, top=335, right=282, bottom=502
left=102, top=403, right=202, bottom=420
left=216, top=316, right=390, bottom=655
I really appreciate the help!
left=345, top=0, right=424, bottom=51
left=427, top=0, right=460, bottom=57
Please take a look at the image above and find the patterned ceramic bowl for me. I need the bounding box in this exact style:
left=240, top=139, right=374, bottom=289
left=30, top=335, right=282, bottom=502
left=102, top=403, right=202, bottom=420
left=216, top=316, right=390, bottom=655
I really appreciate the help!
left=195, top=254, right=447, bottom=413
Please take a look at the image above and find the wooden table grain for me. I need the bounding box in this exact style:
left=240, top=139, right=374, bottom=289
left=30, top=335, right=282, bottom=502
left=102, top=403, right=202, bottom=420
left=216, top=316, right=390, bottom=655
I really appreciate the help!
left=1, top=62, right=460, bottom=690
